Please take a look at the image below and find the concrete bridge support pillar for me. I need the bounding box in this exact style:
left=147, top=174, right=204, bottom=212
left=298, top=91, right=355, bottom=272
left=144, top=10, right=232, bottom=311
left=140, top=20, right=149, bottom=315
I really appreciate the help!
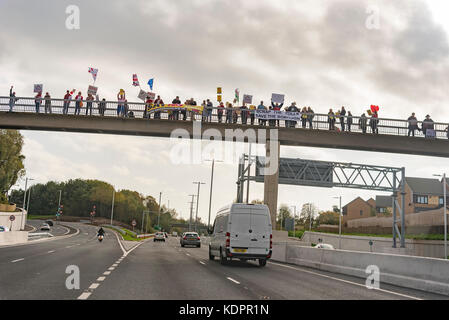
left=264, top=138, right=280, bottom=230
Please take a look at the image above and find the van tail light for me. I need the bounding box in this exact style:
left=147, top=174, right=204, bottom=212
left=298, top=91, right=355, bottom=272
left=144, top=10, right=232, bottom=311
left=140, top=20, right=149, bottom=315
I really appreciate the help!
left=270, top=234, right=272, bottom=249
left=226, top=232, right=230, bottom=248
left=183, top=236, right=187, bottom=240
left=197, top=236, right=200, bottom=240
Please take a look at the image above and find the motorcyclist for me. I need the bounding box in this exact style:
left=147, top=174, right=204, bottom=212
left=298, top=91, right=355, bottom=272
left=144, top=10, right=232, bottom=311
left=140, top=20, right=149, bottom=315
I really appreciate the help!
left=97, top=227, right=105, bottom=237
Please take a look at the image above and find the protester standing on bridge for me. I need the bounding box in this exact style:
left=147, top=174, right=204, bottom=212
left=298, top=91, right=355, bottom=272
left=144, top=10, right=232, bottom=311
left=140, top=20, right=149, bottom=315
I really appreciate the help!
left=327, top=109, right=336, bottom=130
left=301, top=106, right=308, bottom=128
left=421, top=115, right=435, bottom=137
left=287, top=102, right=299, bottom=128
left=249, top=104, right=256, bottom=125
left=201, top=100, right=207, bottom=122
left=153, top=95, right=164, bottom=119
left=34, top=91, right=42, bottom=113
left=75, top=92, right=83, bottom=115
left=8, top=86, right=19, bottom=112
left=232, top=99, right=240, bottom=124
left=190, top=98, right=197, bottom=121
left=271, top=101, right=282, bottom=127
left=307, top=106, right=314, bottom=129
left=225, top=102, right=232, bottom=124
left=241, top=103, right=248, bottom=125
left=99, top=98, right=106, bottom=116
left=172, top=96, right=181, bottom=120
left=62, top=90, right=71, bottom=115
left=206, top=99, right=213, bottom=122
left=86, top=93, right=94, bottom=116
left=347, top=111, right=353, bottom=132
left=257, top=101, right=266, bottom=126
left=117, top=89, right=126, bottom=117
left=407, top=113, right=419, bottom=137
left=369, top=110, right=379, bottom=134
left=339, top=106, right=346, bottom=132
left=445, top=126, right=449, bottom=139
left=217, top=101, right=224, bottom=123
left=44, top=92, right=51, bottom=114
left=124, top=99, right=129, bottom=117
left=359, top=113, right=367, bottom=133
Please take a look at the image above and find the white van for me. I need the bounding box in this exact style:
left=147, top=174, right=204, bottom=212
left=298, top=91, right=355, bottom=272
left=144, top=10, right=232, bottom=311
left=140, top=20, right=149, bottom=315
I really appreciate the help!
left=208, top=203, right=272, bottom=267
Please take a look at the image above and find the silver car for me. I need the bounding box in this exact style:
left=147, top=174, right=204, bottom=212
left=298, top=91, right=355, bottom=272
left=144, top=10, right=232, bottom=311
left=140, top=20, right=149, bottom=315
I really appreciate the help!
left=180, top=232, right=201, bottom=248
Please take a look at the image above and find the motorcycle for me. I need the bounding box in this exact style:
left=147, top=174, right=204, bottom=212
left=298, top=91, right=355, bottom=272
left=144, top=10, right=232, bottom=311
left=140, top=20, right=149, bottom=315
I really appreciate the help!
left=98, top=234, right=104, bottom=242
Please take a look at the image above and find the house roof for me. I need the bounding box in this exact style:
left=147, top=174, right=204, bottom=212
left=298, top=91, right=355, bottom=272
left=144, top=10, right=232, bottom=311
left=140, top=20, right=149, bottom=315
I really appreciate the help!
left=376, top=195, right=392, bottom=208
left=343, top=197, right=374, bottom=209
left=405, top=177, right=445, bottom=196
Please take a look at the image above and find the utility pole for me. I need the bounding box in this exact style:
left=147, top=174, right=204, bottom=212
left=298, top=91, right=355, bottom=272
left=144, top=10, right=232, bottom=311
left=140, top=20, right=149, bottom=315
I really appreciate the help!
left=157, top=192, right=162, bottom=229
left=110, top=189, right=115, bottom=226
left=188, top=195, right=196, bottom=231
left=21, top=177, right=33, bottom=230
left=26, top=186, right=32, bottom=216
left=193, top=182, right=205, bottom=232
left=309, top=203, right=313, bottom=231
left=434, top=173, right=447, bottom=259
left=246, top=145, right=252, bottom=204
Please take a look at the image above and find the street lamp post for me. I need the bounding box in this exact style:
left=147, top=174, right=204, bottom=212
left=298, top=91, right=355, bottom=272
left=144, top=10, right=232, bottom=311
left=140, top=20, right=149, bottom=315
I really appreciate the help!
left=333, top=196, right=342, bottom=249
left=110, top=189, right=115, bottom=226
left=188, top=195, right=196, bottom=231
left=205, top=159, right=223, bottom=231
left=193, top=182, right=205, bottom=232
left=291, top=205, right=296, bottom=238
left=157, top=192, right=162, bottom=229
left=434, top=173, right=447, bottom=259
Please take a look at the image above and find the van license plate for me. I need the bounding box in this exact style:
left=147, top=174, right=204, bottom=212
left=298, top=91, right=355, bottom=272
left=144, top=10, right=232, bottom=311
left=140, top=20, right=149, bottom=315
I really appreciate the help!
left=233, top=248, right=247, bottom=253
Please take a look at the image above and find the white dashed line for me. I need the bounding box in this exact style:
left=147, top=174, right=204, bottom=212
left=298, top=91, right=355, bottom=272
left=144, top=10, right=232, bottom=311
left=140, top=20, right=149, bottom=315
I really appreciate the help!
left=227, top=277, right=240, bottom=284
left=199, top=261, right=206, bottom=265
left=108, top=267, right=115, bottom=271
left=77, top=292, right=91, bottom=300
left=47, top=250, right=55, bottom=253
left=103, top=271, right=111, bottom=275
left=112, top=264, right=118, bottom=267
left=11, top=258, right=24, bottom=263
left=97, top=277, right=106, bottom=282
left=65, top=245, right=73, bottom=248
left=186, top=253, right=190, bottom=256
left=89, top=283, right=100, bottom=290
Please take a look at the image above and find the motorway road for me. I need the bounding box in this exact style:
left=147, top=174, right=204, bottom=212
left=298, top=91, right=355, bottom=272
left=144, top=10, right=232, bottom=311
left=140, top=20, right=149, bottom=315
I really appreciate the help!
left=27, top=219, right=70, bottom=237
left=0, top=225, right=447, bottom=300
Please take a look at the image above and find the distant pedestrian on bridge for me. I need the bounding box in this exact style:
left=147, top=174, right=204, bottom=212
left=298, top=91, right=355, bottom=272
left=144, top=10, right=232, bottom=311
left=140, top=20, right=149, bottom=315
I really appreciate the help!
left=206, top=99, right=213, bottom=122
left=172, top=96, right=181, bottom=120
left=8, top=86, right=18, bottom=112
left=217, top=102, right=224, bottom=123
left=117, top=89, right=126, bottom=117
left=421, top=115, right=435, bottom=137
left=369, top=110, right=379, bottom=134
left=75, top=92, right=83, bottom=115
left=339, top=106, right=346, bottom=132
left=44, top=92, right=52, bottom=114
left=301, top=106, right=308, bottom=128
left=327, top=109, right=336, bottom=130
left=249, top=104, right=255, bottom=125
left=407, top=113, right=419, bottom=137
left=359, top=113, right=367, bottom=133
left=257, top=101, right=266, bottom=126
left=241, top=104, right=248, bottom=125
left=63, top=90, right=71, bottom=115
left=347, top=111, right=353, bottom=132
left=271, top=101, right=282, bottom=127
left=154, top=95, right=164, bottom=119
left=86, top=93, right=94, bottom=116
left=34, top=92, right=42, bottom=113
left=225, top=102, right=233, bottom=124
left=307, top=107, right=314, bottom=129
left=99, top=98, right=106, bottom=116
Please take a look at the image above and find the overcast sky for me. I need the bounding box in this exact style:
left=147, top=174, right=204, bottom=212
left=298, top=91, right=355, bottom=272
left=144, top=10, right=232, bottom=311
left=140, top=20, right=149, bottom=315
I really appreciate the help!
left=1, top=0, right=449, bottom=222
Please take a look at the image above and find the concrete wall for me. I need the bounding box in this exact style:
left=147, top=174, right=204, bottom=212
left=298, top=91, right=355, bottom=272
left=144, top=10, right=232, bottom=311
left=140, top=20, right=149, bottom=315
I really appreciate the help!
left=0, top=209, right=27, bottom=231
left=302, top=231, right=448, bottom=259
left=271, top=243, right=449, bottom=296
left=347, top=209, right=449, bottom=228
left=0, top=231, right=28, bottom=246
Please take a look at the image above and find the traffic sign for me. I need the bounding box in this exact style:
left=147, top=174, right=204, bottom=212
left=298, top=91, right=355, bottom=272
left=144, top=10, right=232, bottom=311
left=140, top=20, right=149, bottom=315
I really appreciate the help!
left=9, top=215, right=15, bottom=222
left=131, top=220, right=137, bottom=227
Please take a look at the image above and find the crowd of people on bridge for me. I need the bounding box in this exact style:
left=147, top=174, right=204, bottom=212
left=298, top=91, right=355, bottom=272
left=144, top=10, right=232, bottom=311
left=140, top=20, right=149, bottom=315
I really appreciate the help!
left=4, top=86, right=449, bottom=139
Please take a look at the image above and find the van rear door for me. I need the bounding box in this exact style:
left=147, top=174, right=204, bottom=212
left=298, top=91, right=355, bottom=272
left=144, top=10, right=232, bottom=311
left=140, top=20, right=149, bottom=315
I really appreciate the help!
left=247, top=207, right=271, bottom=255
left=229, top=206, right=251, bottom=253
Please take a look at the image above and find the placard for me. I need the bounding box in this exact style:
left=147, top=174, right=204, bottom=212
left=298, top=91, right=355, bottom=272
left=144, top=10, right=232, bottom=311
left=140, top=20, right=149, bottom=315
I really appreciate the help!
left=243, top=94, right=253, bottom=104
left=271, top=93, right=284, bottom=104
left=87, top=85, right=98, bottom=95
left=34, top=84, right=43, bottom=93
left=138, top=89, right=148, bottom=101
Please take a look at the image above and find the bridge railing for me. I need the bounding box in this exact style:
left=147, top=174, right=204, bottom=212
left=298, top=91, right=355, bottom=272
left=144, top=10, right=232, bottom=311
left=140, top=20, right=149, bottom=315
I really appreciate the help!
left=1, top=96, right=448, bottom=140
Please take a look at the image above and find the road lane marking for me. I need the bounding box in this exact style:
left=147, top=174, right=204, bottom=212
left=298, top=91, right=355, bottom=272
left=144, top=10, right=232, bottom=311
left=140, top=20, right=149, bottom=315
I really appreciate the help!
left=108, top=267, right=115, bottom=271
left=77, top=292, right=91, bottom=300
left=65, top=245, right=73, bottom=248
left=103, top=271, right=111, bottom=275
left=268, top=261, right=422, bottom=300
left=199, top=261, right=206, bottom=265
left=112, top=264, right=118, bottom=267
left=227, top=277, right=240, bottom=284
left=186, top=253, right=190, bottom=256
left=89, top=283, right=100, bottom=290
left=97, top=277, right=106, bottom=282
left=47, top=250, right=55, bottom=253
left=11, top=258, right=24, bottom=263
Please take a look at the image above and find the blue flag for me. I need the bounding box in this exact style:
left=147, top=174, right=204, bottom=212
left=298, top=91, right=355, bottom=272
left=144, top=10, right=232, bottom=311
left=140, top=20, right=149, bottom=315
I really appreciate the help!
left=147, top=78, right=154, bottom=91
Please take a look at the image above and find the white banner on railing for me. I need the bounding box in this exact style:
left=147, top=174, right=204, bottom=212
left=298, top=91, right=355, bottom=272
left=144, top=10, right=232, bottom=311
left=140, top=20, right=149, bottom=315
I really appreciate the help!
left=255, top=110, right=302, bottom=120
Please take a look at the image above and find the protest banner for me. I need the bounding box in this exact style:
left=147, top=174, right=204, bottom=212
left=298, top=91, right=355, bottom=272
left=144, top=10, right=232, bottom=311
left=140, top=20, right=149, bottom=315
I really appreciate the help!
left=34, top=84, right=43, bottom=93
left=271, top=93, right=285, bottom=104
left=138, top=89, right=148, bottom=101
left=243, top=94, right=253, bottom=104
left=87, top=85, right=98, bottom=95
left=255, top=109, right=301, bottom=121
